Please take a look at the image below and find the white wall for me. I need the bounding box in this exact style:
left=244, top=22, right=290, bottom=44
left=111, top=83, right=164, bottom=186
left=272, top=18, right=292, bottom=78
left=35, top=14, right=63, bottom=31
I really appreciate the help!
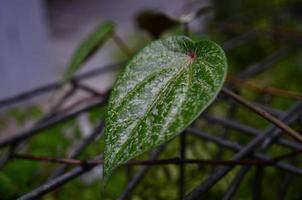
left=0, top=0, right=53, bottom=99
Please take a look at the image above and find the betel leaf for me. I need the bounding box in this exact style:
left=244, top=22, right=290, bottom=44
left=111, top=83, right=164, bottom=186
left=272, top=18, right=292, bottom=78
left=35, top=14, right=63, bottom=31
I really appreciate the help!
left=62, top=21, right=115, bottom=83
left=104, top=36, right=227, bottom=179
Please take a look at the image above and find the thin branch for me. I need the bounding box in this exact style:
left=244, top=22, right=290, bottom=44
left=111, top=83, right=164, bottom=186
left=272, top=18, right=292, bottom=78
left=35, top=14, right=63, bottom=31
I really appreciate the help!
left=55, top=95, right=104, bottom=117
left=112, top=34, right=133, bottom=57
left=0, top=99, right=107, bottom=148
left=218, top=23, right=302, bottom=42
left=221, top=30, right=258, bottom=51
left=183, top=22, right=189, bottom=37
left=236, top=48, right=290, bottom=79
left=222, top=166, right=250, bottom=200
left=75, top=82, right=105, bottom=97
left=11, top=153, right=286, bottom=167
left=40, top=86, right=77, bottom=122
left=188, top=126, right=302, bottom=176
left=16, top=157, right=100, bottom=200
left=253, top=167, right=264, bottom=200
left=117, top=145, right=166, bottom=200
left=212, top=99, right=238, bottom=163
left=0, top=62, right=123, bottom=109
left=222, top=88, right=302, bottom=143
left=228, top=77, right=302, bottom=101
left=48, top=120, right=105, bottom=179
left=179, top=131, right=186, bottom=199
left=185, top=102, right=302, bottom=200
left=203, top=114, right=302, bottom=150
left=273, top=148, right=302, bottom=162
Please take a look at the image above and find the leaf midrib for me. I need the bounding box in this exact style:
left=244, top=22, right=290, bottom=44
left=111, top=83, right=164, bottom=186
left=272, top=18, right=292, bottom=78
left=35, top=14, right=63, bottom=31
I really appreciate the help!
left=109, top=67, right=173, bottom=117
left=110, top=54, right=188, bottom=116
left=112, top=58, right=192, bottom=163
left=162, top=59, right=193, bottom=142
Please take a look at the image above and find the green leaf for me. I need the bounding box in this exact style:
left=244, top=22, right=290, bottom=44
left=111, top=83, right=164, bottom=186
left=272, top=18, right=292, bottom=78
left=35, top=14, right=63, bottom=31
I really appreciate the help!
left=104, top=36, right=227, bottom=180
left=62, top=21, right=115, bottom=83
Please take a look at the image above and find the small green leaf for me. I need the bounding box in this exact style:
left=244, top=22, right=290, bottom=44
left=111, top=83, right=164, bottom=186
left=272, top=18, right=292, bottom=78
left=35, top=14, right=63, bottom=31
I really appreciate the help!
left=104, top=36, right=227, bottom=180
left=63, top=21, right=115, bottom=83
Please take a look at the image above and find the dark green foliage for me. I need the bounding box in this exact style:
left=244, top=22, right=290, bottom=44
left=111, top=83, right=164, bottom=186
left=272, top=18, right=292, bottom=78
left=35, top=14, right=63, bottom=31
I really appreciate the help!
left=136, top=10, right=179, bottom=38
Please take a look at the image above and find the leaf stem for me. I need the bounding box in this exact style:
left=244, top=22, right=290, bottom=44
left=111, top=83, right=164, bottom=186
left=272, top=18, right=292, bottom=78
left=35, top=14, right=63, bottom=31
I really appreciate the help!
left=112, top=34, right=133, bottom=57
left=183, top=22, right=189, bottom=37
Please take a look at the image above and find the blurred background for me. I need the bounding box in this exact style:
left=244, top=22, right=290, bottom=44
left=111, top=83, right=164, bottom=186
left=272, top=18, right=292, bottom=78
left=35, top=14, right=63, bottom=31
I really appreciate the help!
left=0, top=0, right=302, bottom=199
left=0, top=0, right=190, bottom=99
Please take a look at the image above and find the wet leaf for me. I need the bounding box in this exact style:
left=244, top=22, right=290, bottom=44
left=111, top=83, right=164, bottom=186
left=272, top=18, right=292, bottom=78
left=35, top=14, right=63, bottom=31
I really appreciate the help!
left=63, top=21, right=115, bottom=83
left=104, top=36, right=227, bottom=179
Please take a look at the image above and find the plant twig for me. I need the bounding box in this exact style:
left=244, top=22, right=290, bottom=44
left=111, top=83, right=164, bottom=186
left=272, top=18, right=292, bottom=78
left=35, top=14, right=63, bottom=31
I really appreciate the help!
left=0, top=99, right=107, bottom=148
left=179, top=132, right=186, bottom=199
left=112, top=34, right=133, bottom=57
left=273, top=148, right=302, bottom=162
left=12, top=153, right=280, bottom=166
left=228, top=77, right=302, bottom=101
left=118, top=145, right=166, bottom=200
left=183, top=22, right=189, bottom=37
left=185, top=102, right=302, bottom=199
left=218, top=23, right=302, bottom=41
left=76, top=82, right=105, bottom=97
left=222, top=88, right=302, bottom=143
left=0, top=62, right=123, bottom=109
left=55, top=95, right=106, bottom=117
left=48, top=120, right=105, bottom=179
left=222, top=166, right=250, bottom=200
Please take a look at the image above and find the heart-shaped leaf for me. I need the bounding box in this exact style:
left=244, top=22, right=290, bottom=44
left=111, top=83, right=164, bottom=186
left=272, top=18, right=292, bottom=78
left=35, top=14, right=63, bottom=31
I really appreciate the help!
left=63, top=21, right=115, bottom=83
left=104, top=36, right=227, bottom=179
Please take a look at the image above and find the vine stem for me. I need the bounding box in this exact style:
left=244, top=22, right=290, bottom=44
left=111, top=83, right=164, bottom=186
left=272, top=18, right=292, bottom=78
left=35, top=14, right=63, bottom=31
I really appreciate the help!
left=12, top=152, right=300, bottom=167
left=221, top=88, right=302, bottom=143
left=227, top=76, right=302, bottom=101
left=179, top=131, right=186, bottom=199
left=112, top=34, right=133, bottom=57
left=55, top=94, right=107, bottom=116
left=183, top=22, right=189, bottom=37
left=218, top=23, right=302, bottom=41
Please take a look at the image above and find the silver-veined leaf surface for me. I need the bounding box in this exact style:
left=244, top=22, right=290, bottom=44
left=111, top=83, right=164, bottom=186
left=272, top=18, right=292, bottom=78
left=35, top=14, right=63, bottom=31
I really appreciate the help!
left=63, top=21, right=115, bottom=83
left=104, top=36, right=227, bottom=179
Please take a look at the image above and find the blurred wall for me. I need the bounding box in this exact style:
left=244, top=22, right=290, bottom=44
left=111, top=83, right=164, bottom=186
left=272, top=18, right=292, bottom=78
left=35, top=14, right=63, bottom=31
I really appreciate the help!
left=0, top=0, right=53, bottom=99
left=0, top=0, right=197, bottom=100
